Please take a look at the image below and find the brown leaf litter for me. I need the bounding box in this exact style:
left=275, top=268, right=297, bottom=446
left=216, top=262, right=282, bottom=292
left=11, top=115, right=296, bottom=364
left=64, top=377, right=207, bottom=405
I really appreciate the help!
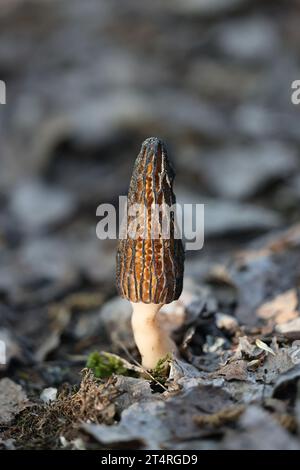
left=1, top=370, right=119, bottom=449
left=213, top=360, right=248, bottom=382
left=257, top=289, right=299, bottom=325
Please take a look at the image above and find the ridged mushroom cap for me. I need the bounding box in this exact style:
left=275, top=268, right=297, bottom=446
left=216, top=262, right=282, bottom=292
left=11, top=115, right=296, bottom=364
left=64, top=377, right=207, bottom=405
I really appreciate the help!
left=116, top=137, right=185, bottom=304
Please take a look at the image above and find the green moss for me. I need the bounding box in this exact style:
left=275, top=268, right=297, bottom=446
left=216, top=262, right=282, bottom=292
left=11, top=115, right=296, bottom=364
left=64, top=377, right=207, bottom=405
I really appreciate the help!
left=151, top=353, right=172, bottom=385
left=86, top=351, right=129, bottom=378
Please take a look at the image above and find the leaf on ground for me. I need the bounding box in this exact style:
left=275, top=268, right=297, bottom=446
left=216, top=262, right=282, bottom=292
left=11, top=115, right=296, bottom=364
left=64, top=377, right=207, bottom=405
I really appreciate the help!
left=215, top=313, right=239, bottom=333
left=229, top=233, right=300, bottom=326
left=256, top=346, right=296, bottom=384
left=83, top=384, right=233, bottom=449
left=213, top=360, right=248, bottom=381
left=273, top=364, right=300, bottom=399
left=276, top=318, right=300, bottom=339
left=0, top=378, right=29, bottom=425
left=113, top=376, right=152, bottom=413
left=257, top=289, right=299, bottom=324
left=234, top=336, right=263, bottom=360
left=255, top=339, right=275, bottom=356
left=222, top=405, right=300, bottom=450
left=168, top=358, right=202, bottom=386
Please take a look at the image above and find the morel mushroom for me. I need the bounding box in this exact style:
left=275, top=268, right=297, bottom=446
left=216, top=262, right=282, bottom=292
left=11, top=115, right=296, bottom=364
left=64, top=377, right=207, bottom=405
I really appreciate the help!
left=116, top=137, right=184, bottom=369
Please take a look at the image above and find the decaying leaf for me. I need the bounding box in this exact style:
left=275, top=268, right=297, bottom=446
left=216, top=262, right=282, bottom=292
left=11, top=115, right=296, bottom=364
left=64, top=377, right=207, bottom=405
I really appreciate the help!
left=247, top=359, right=261, bottom=371
left=0, top=378, right=29, bottom=425
left=83, top=384, right=233, bottom=449
left=168, top=357, right=202, bottom=384
left=273, top=364, right=300, bottom=399
left=230, top=231, right=300, bottom=326
left=3, top=0, right=300, bottom=451
left=213, top=360, right=248, bottom=382
left=255, top=339, right=275, bottom=356
left=113, top=375, right=152, bottom=413
left=257, top=289, right=299, bottom=324
left=256, top=346, right=297, bottom=383
left=215, top=313, right=238, bottom=333
left=222, top=405, right=300, bottom=450
left=276, top=318, right=300, bottom=339
left=233, top=336, right=263, bottom=360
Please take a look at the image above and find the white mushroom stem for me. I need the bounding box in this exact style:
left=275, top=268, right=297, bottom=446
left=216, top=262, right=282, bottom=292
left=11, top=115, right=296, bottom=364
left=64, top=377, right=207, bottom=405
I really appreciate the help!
left=131, top=302, right=177, bottom=370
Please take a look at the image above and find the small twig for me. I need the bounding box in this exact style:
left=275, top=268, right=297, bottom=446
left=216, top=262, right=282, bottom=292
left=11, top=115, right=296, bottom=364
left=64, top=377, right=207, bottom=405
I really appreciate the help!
left=116, top=340, right=169, bottom=392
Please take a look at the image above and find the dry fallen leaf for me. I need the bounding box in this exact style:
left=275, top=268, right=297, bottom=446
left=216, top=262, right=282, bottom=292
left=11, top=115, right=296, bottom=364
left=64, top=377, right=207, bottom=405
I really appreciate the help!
left=83, top=384, right=233, bottom=449
left=257, top=289, right=299, bottom=324
left=236, top=224, right=300, bottom=263
left=214, top=360, right=248, bottom=381
left=216, top=313, right=238, bottom=332
left=255, top=339, right=276, bottom=356
left=256, top=346, right=296, bottom=383
left=0, top=378, right=29, bottom=425
left=276, top=318, right=300, bottom=338
left=222, top=405, right=300, bottom=450
left=234, top=336, right=263, bottom=360
left=247, top=359, right=261, bottom=371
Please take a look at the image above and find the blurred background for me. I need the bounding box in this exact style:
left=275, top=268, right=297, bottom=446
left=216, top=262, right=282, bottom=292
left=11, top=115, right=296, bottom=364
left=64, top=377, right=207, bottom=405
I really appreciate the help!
left=1, top=0, right=300, bottom=375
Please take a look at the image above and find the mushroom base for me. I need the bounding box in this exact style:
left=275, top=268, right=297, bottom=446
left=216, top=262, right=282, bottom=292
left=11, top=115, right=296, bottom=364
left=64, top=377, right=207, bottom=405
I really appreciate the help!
left=131, top=302, right=177, bottom=370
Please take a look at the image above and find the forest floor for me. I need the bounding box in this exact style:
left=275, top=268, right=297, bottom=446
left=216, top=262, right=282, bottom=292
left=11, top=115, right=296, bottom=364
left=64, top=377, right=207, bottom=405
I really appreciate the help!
left=1, top=0, right=300, bottom=450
